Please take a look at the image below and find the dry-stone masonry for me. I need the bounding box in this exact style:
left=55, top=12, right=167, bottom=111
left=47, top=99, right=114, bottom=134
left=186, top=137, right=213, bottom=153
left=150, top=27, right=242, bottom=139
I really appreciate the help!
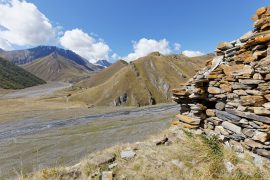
left=172, top=7, right=270, bottom=159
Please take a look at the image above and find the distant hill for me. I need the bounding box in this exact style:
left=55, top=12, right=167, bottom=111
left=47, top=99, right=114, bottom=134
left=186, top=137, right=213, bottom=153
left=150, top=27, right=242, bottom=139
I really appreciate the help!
left=70, top=52, right=214, bottom=106
left=76, top=60, right=128, bottom=88
left=0, top=57, right=46, bottom=89
left=0, top=46, right=100, bottom=71
left=94, top=60, right=112, bottom=69
left=21, top=52, right=92, bottom=83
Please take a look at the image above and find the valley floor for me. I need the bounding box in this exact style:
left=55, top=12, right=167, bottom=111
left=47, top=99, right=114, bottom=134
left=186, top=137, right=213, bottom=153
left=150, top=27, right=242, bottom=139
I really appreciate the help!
left=0, top=87, right=177, bottom=179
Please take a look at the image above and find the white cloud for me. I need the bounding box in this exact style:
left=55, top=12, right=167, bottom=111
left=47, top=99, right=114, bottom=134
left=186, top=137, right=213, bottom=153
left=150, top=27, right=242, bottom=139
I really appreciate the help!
left=124, top=38, right=172, bottom=62
left=0, top=0, right=56, bottom=49
left=174, top=43, right=181, bottom=51
left=0, top=37, right=12, bottom=50
left=182, top=50, right=204, bottom=57
left=111, top=53, right=121, bottom=60
left=60, top=28, right=110, bottom=63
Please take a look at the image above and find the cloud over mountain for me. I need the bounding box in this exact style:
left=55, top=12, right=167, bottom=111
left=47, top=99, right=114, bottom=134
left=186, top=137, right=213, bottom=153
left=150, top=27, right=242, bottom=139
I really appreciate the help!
left=0, top=0, right=56, bottom=49
left=59, top=29, right=110, bottom=63
left=182, top=50, right=204, bottom=57
left=124, top=38, right=172, bottom=62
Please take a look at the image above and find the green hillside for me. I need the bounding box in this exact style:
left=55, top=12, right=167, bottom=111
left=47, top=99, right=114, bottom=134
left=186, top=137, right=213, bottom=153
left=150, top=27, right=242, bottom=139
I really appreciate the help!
left=0, top=57, right=46, bottom=89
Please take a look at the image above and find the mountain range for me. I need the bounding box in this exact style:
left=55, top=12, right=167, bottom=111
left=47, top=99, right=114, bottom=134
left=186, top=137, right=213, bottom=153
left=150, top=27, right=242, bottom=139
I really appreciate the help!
left=95, top=60, right=112, bottom=69
left=0, top=45, right=213, bottom=107
left=70, top=52, right=214, bottom=106
left=0, top=46, right=98, bottom=70
left=0, top=46, right=112, bottom=82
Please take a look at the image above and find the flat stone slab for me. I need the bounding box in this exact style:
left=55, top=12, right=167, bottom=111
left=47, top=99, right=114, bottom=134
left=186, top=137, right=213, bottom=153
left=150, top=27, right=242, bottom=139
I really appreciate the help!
left=216, top=110, right=241, bottom=122
left=121, top=149, right=136, bottom=159
left=175, top=114, right=201, bottom=125
left=221, top=121, right=242, bottom=135
left=226, top=109, right=270, bottom=124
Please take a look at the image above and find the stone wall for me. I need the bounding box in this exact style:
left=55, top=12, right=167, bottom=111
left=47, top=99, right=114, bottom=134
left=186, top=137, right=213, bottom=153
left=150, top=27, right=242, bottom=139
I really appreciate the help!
left=172, top=7, right=270, bottom=159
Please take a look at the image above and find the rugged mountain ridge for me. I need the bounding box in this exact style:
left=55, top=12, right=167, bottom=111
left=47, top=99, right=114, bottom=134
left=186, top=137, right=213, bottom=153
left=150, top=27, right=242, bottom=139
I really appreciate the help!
left=95, top=60, right=112, bottom=69
left=0, top=46, right=100, bottom=71
left=0, top=57, right=46, bottom=89
left=21, top=52, right=92, bottom=82
left=173, top=7, right=270, bottom=159
left=70, top=53, right=213, bottom=106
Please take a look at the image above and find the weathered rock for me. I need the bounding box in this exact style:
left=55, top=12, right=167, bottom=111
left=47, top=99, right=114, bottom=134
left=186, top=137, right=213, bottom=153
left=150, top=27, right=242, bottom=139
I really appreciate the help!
left=121, top=149, right=136, bottom=159
left=206, top=109, right=216, bottom=117
left=233, top=90, right=247, bottom=96
left=242, top=128, right=255, bottom=138
left=263, top=102, right=270, bottom=109
left=207, top=87, right=224, bottom=94
left=264, top=94, right=270, bottom=101
left=256, top=7, right=267, bottom=17
left=265, top=73, right=270, bottom=80
left=240, top=118, right=249, bottom=124
left=240, top=96, right=266, bottom=106
left=220, top=84, right=232, bottom=92
left=215, top=102, right=226, bottom=111
left=253, top=73, right=263, bottom=80
left=175, top=114, right=201, bottom=125
left=217, top=42, right=233, bottom=50
left=216, top=110, right=241, bottom=122
left=252, top=45, right=267, bottom=51
left=253, top=107, right=270, bottom=115
left=246, top=90, right=263, bottom=95
left=253, top=50, right=267, bottom=60
left=244, top=139, right=265, bottom=149
left=234, top=51, right=256, bottom=63
left=226, top=109, right=270, bottom=124
left=231, top=82, right=254, bottom=90
left=253, top=131, right=270, bottom=142
left=222, top=121, right=242, bottom=135
left=238, top=79, right=264, bottom=85
left=172, top=7, right=270, bottom=159
left=256, top=149, right=270, bottom=158
left=215, top=126, right=229, bottom=136
left=221, top=64, right=253, bottom=76
left=177, top=121, right=199, bottom=129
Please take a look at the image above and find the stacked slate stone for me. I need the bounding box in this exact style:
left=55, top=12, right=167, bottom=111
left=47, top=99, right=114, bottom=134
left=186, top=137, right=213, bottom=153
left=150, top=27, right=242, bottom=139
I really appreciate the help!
left=172, top=7, right=270, bottom=159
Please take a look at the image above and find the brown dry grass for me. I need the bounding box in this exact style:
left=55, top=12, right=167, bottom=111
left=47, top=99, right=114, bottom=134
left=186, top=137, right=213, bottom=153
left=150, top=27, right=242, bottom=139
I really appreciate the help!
left=68, top=54, right=213, bottom=106
left=22, top=127, right=270, bottom=180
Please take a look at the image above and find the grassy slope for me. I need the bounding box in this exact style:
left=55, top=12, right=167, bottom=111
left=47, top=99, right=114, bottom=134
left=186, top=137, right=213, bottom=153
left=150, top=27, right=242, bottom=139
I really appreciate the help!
left=0, top=57, right=46, bottom=89
left=76, top=60, right=128, bottom=88
left=25, top=126, right=270, bottom=179
left=21, top=53, right=91, bottom=83
left=70, top=53, right=213, bottom=106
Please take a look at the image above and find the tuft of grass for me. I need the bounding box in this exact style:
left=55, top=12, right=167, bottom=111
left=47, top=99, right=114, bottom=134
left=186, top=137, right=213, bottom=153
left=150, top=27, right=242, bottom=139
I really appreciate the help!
left=201, top=135, right=223, bottom=157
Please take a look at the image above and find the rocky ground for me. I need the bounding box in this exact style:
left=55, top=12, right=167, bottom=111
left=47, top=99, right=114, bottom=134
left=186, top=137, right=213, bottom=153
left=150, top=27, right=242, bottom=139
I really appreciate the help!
left=24, top=125, right=270, bottom=180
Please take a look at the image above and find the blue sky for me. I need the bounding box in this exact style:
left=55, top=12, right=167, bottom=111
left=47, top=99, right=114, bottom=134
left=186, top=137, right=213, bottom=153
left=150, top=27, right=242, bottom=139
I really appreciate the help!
left=0, top=0, right=269, bottom=62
